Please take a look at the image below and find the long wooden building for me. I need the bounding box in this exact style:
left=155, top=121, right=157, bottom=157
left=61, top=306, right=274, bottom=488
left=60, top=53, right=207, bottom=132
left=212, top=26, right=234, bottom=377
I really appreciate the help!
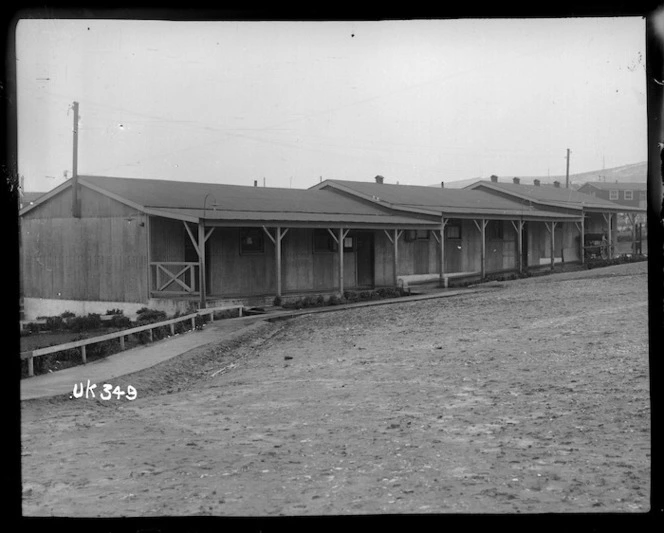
left=18, top=174, right=640, bottom=320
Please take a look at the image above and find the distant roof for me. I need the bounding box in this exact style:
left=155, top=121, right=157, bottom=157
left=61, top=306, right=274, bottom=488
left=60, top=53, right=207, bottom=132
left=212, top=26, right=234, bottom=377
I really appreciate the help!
left=578, top=181, right=647, bottom=191
left=313, top=179, right=581, bottom=221
left=23, top=175, right=437, bottom=228
left=466, top=181, right=641, bottom=212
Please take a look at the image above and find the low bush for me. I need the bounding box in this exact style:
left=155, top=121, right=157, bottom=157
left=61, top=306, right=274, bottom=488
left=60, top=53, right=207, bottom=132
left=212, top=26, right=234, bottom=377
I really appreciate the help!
left=136, top=308, right=168, bottom=324
left=67, top=313, right=102, bottom=333
left=45, top=315, right=66, bottom=331
left=107, top=314, right=132, bottom=329
left=105, top=308, right=123, bottom=315
left=273, top=296, right=283, bottom=307
left=328, top=294, right=343, bottom=306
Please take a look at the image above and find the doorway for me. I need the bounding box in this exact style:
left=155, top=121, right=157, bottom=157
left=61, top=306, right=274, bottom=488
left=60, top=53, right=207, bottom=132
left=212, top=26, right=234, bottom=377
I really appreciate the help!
left=355, top=232, right=375, bottom=288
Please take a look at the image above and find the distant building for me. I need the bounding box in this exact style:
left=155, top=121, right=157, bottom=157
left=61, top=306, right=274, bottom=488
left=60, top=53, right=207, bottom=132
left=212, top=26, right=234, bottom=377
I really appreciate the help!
left=577, top=181, right=647, bottom=209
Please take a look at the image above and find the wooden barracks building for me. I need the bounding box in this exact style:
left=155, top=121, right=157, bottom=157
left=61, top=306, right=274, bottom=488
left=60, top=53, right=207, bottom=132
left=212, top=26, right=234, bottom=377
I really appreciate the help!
left=18, top=174, right=644, bottom=320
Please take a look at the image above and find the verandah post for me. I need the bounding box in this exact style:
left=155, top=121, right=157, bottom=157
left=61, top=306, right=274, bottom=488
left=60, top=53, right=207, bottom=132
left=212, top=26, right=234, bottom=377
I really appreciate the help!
left=439, top=218, right=448, bottom=288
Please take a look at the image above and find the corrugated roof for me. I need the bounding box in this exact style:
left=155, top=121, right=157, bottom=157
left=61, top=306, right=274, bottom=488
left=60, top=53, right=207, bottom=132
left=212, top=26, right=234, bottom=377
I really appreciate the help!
left=315, top=179, right=581, bottom=220
left=467, top=181, right=636, bottom=211
left=77, top=175, right=436, bottom=226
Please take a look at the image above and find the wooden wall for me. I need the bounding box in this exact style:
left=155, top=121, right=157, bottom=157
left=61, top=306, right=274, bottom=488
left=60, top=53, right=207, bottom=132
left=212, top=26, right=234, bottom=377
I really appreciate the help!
left=20, top=185, right=148, bottom=303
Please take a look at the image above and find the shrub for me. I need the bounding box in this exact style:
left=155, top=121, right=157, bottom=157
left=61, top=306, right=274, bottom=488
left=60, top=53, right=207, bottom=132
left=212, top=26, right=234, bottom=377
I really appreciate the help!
left=213, top=309, right=239, bottom=320
left=301, top=296, right=316, bottom=308
left=108, top=314, right=132, bottom=329
left=316, top=294, right=326, bottom=306
left=67, top=313, right=102, bottom=333
left=60, top=311, right=76, bottom=318
left=136, top=308, right=167, bottom=324
left=45, top=315, right=66, bottom=331
left=273, top=296, right=283, bottom=307
left=105, top=308, right=123, bottom=315
left=328, top=294, right=342, bottom=306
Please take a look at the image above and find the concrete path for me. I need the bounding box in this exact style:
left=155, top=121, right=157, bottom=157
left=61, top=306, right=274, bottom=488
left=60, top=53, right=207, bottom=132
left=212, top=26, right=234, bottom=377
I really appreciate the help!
left=20, top=286, right=492, bottom=401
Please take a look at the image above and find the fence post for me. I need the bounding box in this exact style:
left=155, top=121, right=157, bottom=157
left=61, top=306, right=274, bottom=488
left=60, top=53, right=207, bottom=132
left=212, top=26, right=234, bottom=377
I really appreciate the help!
left=81, top=345, right=87, bottom=364
left=191, top=316, right=196, bottom=329
left=148, top=329, right=153, bottom=342
left=170, top=323, right=175, bottom=336
left=239, top=306, right=243, bottom=317
left=119, top=336, right=125, bottom=350
left=28, top=356, right=34, bottom=377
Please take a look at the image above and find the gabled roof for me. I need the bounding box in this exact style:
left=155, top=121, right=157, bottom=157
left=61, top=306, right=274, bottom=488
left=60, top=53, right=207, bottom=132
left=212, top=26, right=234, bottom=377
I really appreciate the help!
left=312, top=179, right=581, bottom=221
left=19, top=191, right=46, bottom=207
left=20, top=175, right=439, bottom=228
left=578, top=181, right=647, bottom=191
left=466, top=180, right=642, bottom=213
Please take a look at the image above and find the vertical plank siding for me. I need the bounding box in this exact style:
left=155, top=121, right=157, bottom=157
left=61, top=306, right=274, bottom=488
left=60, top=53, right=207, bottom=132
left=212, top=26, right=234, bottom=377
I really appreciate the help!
left=21, top=186, right=148, bottom=303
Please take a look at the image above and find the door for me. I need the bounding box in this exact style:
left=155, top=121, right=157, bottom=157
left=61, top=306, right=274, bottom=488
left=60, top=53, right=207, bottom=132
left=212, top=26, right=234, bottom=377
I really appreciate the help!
left=355, top=232, right=375, bottom=288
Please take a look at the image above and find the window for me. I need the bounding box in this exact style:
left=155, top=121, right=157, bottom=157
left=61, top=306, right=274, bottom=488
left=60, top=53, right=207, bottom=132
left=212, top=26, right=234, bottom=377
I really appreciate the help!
left=313, top=229, right=338, bottom=253
left=343, top=236, right=354, bottom=252
left=405, top=229, right=429, bottom=242
left=239, top=228, right=264, bottom=254
left=624, top=190, right=633, bottom=200
left=445, top=224, right=461, bottom=240
left=609, top=190, right=619, bottom=200
left=487, top=221, right=504, bottom=240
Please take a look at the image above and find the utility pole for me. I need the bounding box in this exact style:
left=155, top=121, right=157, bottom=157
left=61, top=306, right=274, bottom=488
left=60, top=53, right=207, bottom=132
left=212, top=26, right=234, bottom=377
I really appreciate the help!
left=565, top=148, right=571, bottom=189
left=72, top=101, right=80, bottom=217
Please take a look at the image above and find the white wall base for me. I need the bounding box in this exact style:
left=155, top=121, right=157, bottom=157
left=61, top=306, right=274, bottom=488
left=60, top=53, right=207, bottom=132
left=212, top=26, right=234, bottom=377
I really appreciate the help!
left=22, top=298, right=148, bottom=321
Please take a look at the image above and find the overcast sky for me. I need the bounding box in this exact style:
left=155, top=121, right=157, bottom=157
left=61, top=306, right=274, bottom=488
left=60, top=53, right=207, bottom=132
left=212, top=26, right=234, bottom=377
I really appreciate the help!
left=15, top=17, right=646, bottom=192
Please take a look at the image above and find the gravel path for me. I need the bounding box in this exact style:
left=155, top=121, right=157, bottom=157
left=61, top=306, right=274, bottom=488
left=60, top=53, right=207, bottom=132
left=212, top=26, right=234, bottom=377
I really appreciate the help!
left=21, top=261, right=650, bottom=515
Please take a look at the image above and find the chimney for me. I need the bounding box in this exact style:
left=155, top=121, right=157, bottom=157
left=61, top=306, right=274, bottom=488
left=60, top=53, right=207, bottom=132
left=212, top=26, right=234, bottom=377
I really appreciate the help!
left=441, top=181, right=445, bottom=188
left=533, top=179, right=541, bottom=187
left=553, top=181, right=561, bottom=188
left=490, top=175, right=498, bottom=183
left=513, top=177, right=520, bottom=184
left=375, top=175, right=384, bottom=184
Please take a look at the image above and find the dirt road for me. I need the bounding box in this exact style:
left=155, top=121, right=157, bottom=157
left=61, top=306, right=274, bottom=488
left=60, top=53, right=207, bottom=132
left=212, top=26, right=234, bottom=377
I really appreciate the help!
left=21, top=261, right=650, bottom=515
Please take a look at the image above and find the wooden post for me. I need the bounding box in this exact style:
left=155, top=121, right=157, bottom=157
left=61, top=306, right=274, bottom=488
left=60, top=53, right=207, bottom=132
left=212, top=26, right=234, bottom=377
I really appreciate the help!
left=339, top=228, right=344, bottom=295
left=170, top=323, right=175, bottom=335
left=119, top=336, right=125, bottom=350
left=198, top=220, right=207, bottom=309
left=510, top=220, right=524, bottom=274
left=439, top=218, right=448, bottom=288
left=550, top=222, right=555, bottom=271
left=580, top=217, right=585, bottom=265
left=473, top=219, right=487, bottom=279
left=393, top=229, right=399, bottom=287
left=276, top=227, right=283, bottom=297
left=607, top=213, right=613, bottom=259
left=81, top=345, right=87, bottom=364
left=263, top=226, right=289, bottom=299
left=28, top=356, right=34, bottom=377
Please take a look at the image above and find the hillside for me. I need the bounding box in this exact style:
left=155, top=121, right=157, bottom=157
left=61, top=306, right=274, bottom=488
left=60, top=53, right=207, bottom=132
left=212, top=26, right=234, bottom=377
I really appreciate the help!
left=441, top=161, right=647, bottom=189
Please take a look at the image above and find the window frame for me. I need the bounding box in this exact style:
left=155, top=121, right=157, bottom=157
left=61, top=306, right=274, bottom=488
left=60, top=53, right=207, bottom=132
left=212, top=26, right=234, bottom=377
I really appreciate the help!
left=487, top=220, right=504, bottom=241
left=239, top=228, right=265, bottom=255
left=313, top=229, right=338, bottom=253
left=445, top=223, right=461, bottom=240
left=624, top=190, right=633, bottom=201
left=609, top=190, right=619, bottom=200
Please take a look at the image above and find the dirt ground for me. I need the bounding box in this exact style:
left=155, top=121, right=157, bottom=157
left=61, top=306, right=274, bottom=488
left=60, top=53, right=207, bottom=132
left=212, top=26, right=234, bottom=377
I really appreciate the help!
left=21, top=261, right=651, bottom=516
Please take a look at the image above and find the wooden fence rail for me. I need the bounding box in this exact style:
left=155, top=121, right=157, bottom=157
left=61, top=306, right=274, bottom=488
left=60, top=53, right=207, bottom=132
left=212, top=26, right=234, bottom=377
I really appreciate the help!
left=20, top=305, right=244, bottom=378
